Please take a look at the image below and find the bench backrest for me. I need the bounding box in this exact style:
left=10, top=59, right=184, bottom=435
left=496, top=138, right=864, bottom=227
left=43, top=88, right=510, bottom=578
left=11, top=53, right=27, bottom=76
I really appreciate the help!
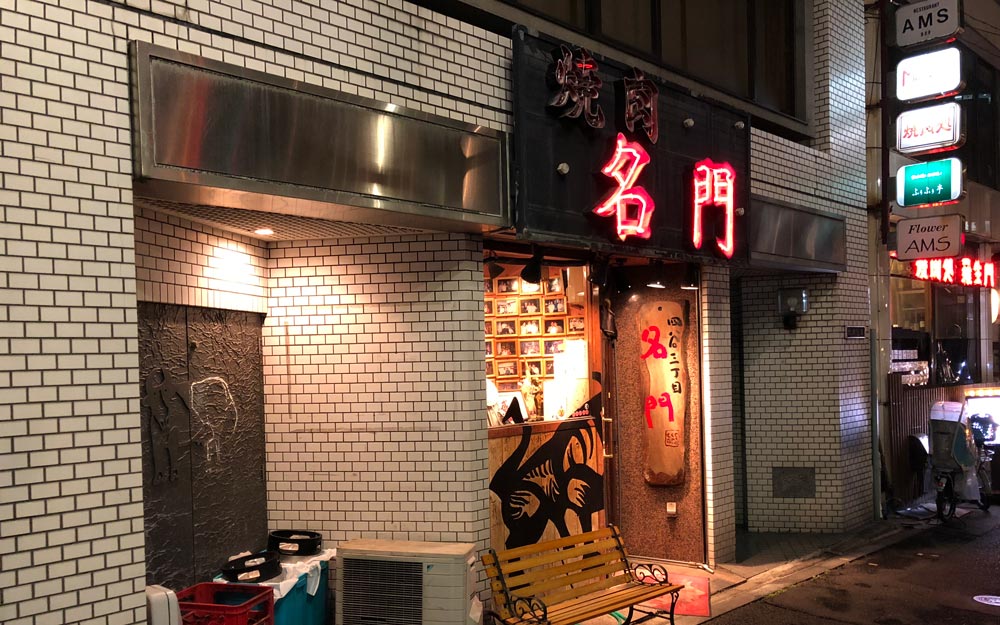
left=481, top=526, right=634, bottom=619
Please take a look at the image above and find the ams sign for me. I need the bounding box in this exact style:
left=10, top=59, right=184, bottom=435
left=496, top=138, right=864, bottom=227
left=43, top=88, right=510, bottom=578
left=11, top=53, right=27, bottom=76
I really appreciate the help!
left=894, top=0, right=962, bottom=48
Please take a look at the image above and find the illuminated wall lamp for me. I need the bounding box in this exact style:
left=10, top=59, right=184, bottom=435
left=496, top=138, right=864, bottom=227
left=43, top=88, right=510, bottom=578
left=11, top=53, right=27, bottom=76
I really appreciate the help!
left=646, top=260, right=666, bottom=289
left=680, top=264, right=700, bottom=291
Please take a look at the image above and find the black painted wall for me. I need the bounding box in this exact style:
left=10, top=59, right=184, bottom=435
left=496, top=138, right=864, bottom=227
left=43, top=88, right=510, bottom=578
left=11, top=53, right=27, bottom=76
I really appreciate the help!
left=139, top=303, right=267, bottom=589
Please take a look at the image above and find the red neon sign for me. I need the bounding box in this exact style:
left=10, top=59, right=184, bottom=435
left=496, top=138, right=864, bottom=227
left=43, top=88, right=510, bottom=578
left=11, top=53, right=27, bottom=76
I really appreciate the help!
left=912, top=257, right=995, bottom=287
left=692, top=159, right=736, bottom=259
left=594, top=132, right=654, bottom=241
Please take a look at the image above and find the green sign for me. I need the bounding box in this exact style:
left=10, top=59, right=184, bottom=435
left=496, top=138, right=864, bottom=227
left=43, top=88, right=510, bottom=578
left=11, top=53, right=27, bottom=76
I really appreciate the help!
left=895, top=158, right=963, bottom=207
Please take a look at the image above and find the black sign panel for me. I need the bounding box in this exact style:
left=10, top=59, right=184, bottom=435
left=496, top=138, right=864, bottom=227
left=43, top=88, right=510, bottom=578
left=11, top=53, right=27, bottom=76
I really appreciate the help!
left=512, top=27, right=750, bottom=261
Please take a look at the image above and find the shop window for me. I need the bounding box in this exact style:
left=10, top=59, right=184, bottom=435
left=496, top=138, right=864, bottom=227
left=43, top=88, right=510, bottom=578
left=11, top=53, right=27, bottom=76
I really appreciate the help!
left=484, top=260, right=597, bottom=426
left=518, top=0, right=586, bottom=27
left=934, top=285, right=980, bottom=384
left=601, top=0, right=653, bottom=53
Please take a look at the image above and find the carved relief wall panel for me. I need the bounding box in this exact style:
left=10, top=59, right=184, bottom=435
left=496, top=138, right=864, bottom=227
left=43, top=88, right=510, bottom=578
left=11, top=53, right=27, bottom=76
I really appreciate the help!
left=139, top=303, right=267, bottom=588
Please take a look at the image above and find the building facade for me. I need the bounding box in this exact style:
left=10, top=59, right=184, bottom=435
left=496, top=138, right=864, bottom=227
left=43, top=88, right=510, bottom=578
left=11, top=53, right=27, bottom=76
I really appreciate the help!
left=0, top=1, right=870, bottom=624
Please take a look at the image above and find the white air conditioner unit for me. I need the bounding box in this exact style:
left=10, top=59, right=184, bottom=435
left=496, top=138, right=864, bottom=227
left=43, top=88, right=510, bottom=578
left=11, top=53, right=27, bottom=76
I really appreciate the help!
left=336, top=539, right=477, bottom=625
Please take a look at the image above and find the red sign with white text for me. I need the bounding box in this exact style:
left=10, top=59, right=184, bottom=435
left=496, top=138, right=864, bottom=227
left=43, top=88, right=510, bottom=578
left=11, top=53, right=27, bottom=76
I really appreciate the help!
left=912, top=257, right=996, bottom=287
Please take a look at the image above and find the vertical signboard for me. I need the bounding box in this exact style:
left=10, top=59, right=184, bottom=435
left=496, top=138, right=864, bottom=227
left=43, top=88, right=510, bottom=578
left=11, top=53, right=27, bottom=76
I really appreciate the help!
left=895, top=158, right=963, bottom=207
left=896, top=47, right=963, bottom=102
left=894, top=0, right=962, bottom=48
left=895, top=102, right=963, bottom=155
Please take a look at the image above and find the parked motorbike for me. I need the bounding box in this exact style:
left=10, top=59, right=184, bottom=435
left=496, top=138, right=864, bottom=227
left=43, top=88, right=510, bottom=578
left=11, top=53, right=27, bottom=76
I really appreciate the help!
left=929, top=401, right=994, bottom=521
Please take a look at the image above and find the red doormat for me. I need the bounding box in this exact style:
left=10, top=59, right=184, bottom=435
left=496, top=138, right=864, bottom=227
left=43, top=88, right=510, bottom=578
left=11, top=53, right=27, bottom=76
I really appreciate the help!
left=640, top=571, right=711, bottom=618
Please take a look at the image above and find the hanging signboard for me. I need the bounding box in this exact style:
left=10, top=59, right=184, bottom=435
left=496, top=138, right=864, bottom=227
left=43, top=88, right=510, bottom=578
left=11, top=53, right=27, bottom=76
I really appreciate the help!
left=911, top=256, right=995, bottom=287
left=638, top=301, right=688, bottom=486
left=895, top=158, right=964, bottom=207
left=894, top=0, right=962, bottom=48
left=895, top=214, right=963, bottom=260
left=896, top=102, right=964, bottom=155
left=896, top=47, right=963, bottom=102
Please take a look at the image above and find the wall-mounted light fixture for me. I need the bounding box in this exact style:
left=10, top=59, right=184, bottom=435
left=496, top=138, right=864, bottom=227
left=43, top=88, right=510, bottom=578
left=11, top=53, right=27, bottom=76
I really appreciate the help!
left=779, top=288, right=809, bottom=330
left=486, top=252, right=504, bottom=280
left=520, top=248, right=544, bottom=284
left=680, top=263, right=700, bottom=291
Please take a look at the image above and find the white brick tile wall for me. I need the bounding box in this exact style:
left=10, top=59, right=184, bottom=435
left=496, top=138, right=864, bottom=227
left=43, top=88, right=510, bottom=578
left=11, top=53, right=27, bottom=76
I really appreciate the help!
left=742, top=0, right=871, bottom=533
left=262, top=233, right=490, bottom=559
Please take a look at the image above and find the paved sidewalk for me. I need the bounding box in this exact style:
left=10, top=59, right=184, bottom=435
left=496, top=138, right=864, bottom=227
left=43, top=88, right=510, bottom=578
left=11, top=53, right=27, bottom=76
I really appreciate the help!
left=584, top=502, right=973, bottom=625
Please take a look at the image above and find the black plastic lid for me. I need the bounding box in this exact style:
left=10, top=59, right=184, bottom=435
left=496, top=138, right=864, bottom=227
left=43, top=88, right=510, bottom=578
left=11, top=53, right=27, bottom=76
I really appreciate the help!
left=267, top=530, right=322, bottom=556
left=220, top=551, right=283, bottom=583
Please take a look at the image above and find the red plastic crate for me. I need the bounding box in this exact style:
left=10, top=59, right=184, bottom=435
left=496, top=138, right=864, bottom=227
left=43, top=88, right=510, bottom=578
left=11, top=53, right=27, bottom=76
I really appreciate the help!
left=176, top=582, right=274, bottom=625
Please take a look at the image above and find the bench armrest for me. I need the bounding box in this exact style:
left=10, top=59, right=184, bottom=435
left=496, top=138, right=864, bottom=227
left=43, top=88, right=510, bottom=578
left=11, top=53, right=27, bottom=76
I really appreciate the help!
left=505, top=594, right=549, bottom=623
left=631, top=562, right=671, bottom=585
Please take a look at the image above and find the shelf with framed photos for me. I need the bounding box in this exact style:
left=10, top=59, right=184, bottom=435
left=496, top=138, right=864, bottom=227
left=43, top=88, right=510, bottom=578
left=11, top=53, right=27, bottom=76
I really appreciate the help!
left=483, top=261, right=598, bottom=424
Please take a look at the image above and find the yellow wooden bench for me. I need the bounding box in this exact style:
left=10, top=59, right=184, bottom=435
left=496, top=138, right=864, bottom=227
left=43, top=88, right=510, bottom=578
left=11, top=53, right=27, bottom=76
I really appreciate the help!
left=481, top=526, right=685, bottom=625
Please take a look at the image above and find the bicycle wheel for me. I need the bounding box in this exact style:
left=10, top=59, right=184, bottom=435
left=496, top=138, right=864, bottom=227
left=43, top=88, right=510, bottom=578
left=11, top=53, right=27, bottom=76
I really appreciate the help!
left=978, top=466, right=992, bottom=511
left=936, top=477, right=957, bottom=520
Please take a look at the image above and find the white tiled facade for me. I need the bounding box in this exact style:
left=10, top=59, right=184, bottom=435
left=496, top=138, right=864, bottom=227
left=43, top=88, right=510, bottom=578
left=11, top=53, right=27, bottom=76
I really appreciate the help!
left=0, top=1, right=869, bottom=624
left=741, top=0, right=871, bottom=532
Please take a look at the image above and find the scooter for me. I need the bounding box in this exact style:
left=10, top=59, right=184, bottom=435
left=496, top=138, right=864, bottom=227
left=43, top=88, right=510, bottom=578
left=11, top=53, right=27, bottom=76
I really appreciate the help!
left=929, top=401, right=994, bottom=521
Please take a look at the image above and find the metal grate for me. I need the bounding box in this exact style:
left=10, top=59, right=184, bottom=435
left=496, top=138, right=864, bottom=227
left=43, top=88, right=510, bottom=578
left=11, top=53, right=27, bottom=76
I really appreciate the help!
left=341, top=558, right=423, bottom=625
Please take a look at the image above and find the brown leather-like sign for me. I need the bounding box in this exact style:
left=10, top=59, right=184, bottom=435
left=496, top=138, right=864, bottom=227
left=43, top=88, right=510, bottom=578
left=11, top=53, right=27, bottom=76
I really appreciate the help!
left=638, top=300, right=687, bottom=486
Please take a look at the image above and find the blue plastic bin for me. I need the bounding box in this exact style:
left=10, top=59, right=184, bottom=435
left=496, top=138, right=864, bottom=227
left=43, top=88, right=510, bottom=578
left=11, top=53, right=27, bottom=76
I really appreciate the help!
left=274, top=560, right=328, bottom=625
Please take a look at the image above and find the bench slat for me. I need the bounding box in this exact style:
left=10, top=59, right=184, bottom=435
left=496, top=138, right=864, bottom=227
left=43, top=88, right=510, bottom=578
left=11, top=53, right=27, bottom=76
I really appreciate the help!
left=493, top=527, right=616, bottom=562
left=544, top=583, right=684, bottom=625
left=501, top=549, right=623, bottom=590
left=493, top=536, right=623, bottom=575
left=511, top=560, right=626, bottom=600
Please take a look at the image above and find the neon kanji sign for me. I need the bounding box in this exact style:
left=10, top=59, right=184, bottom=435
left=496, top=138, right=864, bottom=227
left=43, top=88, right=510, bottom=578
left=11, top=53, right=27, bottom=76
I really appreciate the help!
left=623, top=68, right=658, bottom=144
left=692, top=159, right=736, bottom=259
left=548, top=45, right=605, bottom=129
left=593, top=133, right=654, bottom=241
left=913, top=257, right=996, bottom=287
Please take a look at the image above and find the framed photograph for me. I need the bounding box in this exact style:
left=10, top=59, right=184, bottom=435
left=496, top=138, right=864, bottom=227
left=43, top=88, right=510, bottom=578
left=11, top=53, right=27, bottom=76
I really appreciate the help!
left=496, top=359, right=519, bottom=378
left=495, top=319, right=517, bottom=336
left=519, top=318, right=541, bottom=336
left=519, top=339, right=541, bottom=357
left=495, top=340, right=517, bottom=358
left=522, top=359, right=543, bottom=378
left=484, top=300, right=493, bottom=316
left=544, top=359, right=555, bottom=377
left=520, top=298, right=542, bottom=315
left=496, top=278, right=519, bottom=294
left=485, top=360, right=494, bottom=377
left=498, top=381, right=520, bottom=392
left=521, top=280, right=542, bottom=294
left=544, top=296, right=566, bottom=315
left=544, top=318, right=565, bottom=335
left=544, top=339, right=565, bottom=355
left=568, top=316, right=585, bottom=333
left=495, top=299, right=518, bottom=316
left=485, top=340, right=493, bottom=358
left=484, top=278, right=493, bottom=294
left=485, top=320, right=494, bottom=336
left=545, top=275, right=563, bottom=293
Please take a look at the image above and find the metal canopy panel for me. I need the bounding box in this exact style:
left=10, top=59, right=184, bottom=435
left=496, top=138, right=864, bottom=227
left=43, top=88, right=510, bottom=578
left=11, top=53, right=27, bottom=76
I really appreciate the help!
left=131, top=42, right=508, bottom=231
left=748, top=197, right=847, bottom=273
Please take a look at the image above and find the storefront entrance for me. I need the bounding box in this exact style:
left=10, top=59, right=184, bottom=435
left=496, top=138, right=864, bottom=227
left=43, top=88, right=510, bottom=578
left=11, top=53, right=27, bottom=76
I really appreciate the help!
left=607, top=265, right=707, bottom=564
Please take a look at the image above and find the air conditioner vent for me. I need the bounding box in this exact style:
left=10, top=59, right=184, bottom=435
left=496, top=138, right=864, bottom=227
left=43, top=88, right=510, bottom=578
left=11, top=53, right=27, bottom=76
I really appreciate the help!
left=341, top=557, right=423, bottom=625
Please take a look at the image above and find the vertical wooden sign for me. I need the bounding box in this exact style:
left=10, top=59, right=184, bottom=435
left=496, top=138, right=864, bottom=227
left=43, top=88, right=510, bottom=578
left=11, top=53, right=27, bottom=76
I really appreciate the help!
left=638, top=301, right=688, bottom=486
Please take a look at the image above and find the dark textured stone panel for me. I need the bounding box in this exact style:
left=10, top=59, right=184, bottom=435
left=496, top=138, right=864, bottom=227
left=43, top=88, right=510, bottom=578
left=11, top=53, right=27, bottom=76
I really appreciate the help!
left=772, top=467, right=816, bottom=499
left=140, top=302, right=196, bottom=589
left=139, top=304, right=267, bottom=589
left=187, top=307, right=268, bottom=582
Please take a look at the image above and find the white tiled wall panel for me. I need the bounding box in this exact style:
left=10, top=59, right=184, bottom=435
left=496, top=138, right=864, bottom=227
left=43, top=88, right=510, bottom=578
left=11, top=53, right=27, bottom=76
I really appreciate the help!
left=741, top=0, right=871, bottom=533
left=262, top=234, right=490, bottom=550
left=1, top=0, right=507, bottom=623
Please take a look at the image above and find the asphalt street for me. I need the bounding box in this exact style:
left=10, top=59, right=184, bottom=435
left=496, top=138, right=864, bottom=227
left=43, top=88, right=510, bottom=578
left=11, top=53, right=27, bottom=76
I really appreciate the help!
left=703, top=506, right=1000, bottom=625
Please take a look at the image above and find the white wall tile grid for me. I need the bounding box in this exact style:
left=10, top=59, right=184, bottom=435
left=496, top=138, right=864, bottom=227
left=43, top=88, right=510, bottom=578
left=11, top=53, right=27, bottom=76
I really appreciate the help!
left=1, top=0, right=506, bottom=623
left=741, top=0, right=872, bottom=533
